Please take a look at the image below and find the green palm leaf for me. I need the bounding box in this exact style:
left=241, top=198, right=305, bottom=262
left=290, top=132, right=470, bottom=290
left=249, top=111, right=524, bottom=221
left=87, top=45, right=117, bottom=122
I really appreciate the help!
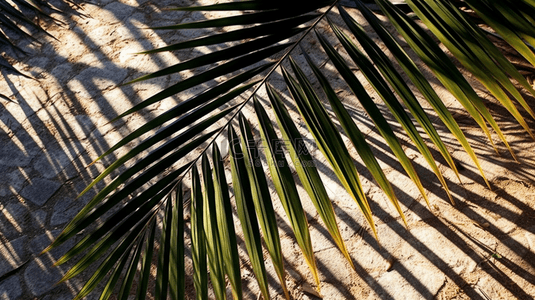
left=228, top=126, right=271, bottom=300
left=329, top=17, right=455, bottom=203
left=266, top=83, right=354, bottom=268
left=212, top=144, right=243, bottom=300
left=238, top=113, right=290, bottom=299
left=201, top=154, right=227, bottom=300
left=255, top=97, right=320, bottom=291
left=190, top=165, right=209, bottom=300
left=297, top=51, right=407, bottom=226
left=282, top=60, right=377, bottom=237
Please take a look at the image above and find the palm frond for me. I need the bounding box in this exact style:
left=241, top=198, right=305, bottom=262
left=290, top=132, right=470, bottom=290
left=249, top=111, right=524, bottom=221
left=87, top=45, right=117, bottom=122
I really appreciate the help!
left=46, top=0, right=535, bottom=299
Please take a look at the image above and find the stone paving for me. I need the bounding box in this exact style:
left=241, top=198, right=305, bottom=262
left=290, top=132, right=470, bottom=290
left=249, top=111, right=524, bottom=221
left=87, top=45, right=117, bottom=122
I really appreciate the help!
left=0, top=0, right=200, bottom=298
left=1, top=1, right=535, bottom=300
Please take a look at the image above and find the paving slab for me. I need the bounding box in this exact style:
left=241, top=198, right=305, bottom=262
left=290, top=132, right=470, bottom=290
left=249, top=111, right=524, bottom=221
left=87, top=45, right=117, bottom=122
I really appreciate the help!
left=20, top=178, right=61, bottom=206
left=0, top=203, right=30, bottom=239
left=0, top=236, right=29, bottom=278
left=0, top=276, right=22, bottom=300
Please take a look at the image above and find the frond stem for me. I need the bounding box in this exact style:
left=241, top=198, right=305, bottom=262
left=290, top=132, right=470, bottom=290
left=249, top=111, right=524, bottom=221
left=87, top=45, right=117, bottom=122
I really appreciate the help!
left=166, top=0, right=340, bottom=203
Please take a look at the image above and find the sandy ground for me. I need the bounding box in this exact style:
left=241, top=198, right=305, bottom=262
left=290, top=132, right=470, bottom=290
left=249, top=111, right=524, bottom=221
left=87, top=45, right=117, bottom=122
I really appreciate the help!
left=1, top=1, right=535, bottom=299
